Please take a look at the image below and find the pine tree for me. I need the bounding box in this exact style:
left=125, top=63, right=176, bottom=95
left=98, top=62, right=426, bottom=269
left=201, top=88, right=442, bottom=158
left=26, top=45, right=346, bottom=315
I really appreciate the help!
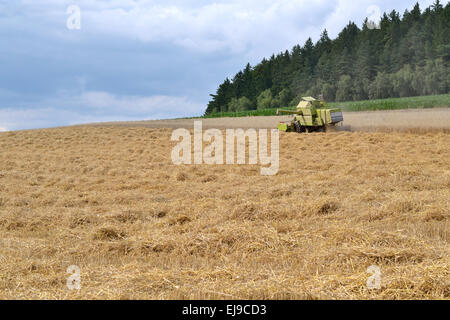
left=336, top=75, right=353, bottom=101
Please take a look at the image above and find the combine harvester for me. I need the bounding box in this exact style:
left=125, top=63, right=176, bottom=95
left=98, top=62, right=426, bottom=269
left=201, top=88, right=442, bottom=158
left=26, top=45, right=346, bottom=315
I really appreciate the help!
left=277, top=97, right=343, bottom=133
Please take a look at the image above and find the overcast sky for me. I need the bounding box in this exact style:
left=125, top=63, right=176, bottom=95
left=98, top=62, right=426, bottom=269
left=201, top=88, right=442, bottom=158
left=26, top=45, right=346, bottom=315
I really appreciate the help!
left=0, top=0, right=440, bottom=131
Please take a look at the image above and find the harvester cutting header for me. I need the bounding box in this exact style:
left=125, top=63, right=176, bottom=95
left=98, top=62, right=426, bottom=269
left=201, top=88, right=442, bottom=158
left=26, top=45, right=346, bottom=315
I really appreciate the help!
left=277, top=97, right=343, bottom=133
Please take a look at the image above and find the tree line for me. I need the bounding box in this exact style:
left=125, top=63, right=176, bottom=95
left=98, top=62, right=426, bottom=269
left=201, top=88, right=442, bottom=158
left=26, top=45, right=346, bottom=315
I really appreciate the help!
left=205, top=1, right=450, bottom=114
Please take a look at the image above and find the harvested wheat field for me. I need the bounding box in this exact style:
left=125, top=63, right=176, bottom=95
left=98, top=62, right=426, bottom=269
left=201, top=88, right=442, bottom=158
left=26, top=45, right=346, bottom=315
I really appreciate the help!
left=95, top=108, right=450, bottom=132
left=0, top=125, right=449, bottom=300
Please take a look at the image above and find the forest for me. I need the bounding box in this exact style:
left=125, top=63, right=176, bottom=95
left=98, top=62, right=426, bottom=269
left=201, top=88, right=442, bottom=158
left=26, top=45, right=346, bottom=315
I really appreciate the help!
left=205, top=1, right=450, bottom=115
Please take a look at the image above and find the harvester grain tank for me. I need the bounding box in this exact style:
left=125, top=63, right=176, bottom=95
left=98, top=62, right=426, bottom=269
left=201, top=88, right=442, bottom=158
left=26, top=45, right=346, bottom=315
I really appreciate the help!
left=277, top=97, right=343, bottom=133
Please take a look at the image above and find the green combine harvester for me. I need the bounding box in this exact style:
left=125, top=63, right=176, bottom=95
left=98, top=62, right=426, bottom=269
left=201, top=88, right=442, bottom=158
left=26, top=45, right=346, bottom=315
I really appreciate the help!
left=277, top=97, right=343, bottom=133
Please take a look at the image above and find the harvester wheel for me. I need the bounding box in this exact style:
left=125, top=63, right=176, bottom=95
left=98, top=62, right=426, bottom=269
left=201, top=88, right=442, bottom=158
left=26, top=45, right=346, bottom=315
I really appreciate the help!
left=294, top=121, right=305, bottom=134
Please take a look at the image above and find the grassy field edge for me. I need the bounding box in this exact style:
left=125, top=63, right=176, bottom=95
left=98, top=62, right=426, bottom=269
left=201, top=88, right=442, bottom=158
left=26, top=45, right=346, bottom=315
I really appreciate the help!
left=201, top=93, right=450, bottom=119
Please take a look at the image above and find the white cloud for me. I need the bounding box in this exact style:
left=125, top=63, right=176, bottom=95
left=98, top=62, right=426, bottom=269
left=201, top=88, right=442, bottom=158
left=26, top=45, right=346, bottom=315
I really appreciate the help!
left=64, top=91, right=203, bottom=116
left=0, top=127, right=8, bottom=132
left=10, top=0, right=337, bottom=58
left=83, top=0, right=336, bottom=57
left=0, top=92, right=204, bottom=130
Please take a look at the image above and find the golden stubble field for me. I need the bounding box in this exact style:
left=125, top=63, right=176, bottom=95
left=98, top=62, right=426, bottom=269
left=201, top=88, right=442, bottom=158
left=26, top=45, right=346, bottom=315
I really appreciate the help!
left=0, top=125, right=448, bottom=299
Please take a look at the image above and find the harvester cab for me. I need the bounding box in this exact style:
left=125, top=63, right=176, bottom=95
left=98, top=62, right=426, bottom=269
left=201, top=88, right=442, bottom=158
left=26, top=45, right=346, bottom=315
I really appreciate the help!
left=277, top=97, right=343, bottom=133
